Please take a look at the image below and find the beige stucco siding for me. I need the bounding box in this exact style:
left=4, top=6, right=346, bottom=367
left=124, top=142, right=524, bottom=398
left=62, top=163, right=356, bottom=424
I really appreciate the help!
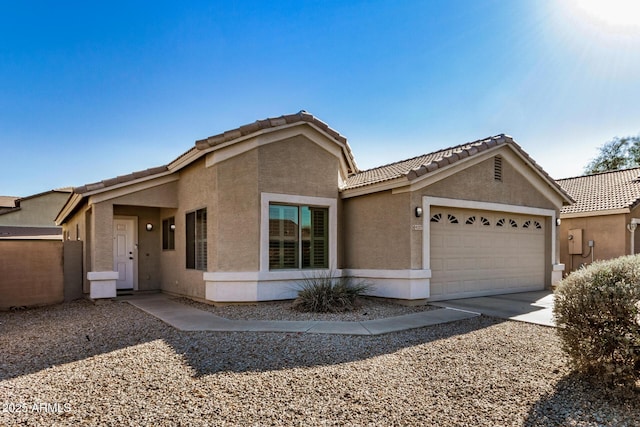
left=415, top=156, right=558, bottom=211
left=107, top=181, right=178, bottom=208
left=208, top=135, right=342, bottom=273
left=258, top=136, right=340, bottom=199
left=343, top=153, right=562, bottom=288
left=215, top=148, right=259, bottom=272
left=0, top=191, right=70, bottom=227
left=559, top=214, right=627, bottom=273
left=0, top=240, right=64, bottom=309
left=158, top=158, right=214, bottom=299
left=342, top=190, right=411, bottom=269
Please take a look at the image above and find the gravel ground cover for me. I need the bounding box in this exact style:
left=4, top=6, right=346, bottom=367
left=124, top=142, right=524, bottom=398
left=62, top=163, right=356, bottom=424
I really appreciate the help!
left=176, top=296, right=438, bottom=321
left=1, top=299, right=638, bottom=426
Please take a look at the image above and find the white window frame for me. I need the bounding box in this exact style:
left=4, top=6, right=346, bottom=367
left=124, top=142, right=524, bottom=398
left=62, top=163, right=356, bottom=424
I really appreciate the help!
left=260, top=193, right=337, bottom=275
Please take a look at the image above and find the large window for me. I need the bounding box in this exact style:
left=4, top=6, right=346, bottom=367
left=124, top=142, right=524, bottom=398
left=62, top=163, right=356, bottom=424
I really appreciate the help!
left=186, top=209, right=207, bottom=270
left=269, top=204, right=328, bottom=269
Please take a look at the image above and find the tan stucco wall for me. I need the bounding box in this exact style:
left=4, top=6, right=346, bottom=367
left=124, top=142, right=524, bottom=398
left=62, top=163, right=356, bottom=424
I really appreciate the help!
left=342, top=190, right=411, bottom=269
left=0, top=191, right=70, bottom=227
left=0, top=240, right=63, bottom=309
left=415, top=155, right=558, bottom=210
left=559, top=213, right=628, bottom=274
left=343, top=153, right=563, bottom=283
left=60, top=201, right=90, bottom=292
left=215, top=148, right=259, bottom=272
left=257, top=136, right=340, bottom=199
left=210, top=135, right=342, bottom=273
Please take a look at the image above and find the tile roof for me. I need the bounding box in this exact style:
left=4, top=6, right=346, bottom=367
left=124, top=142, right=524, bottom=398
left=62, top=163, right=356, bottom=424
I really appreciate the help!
left=557, top=167, right=640, bottom=214
left=343, top=134, right=566, bottom=197
left=0, top=196, right=18, bottom=208
left=73, top=111, right=357, bottom=195
left=73, top=166, right=170, bottom=194
left=195, top=111, right=355, bottom=165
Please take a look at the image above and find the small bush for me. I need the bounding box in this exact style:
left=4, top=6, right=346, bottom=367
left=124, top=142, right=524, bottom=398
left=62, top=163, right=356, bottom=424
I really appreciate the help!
left=554, top=255, right=640, bottom=388
left=292, top=271, right=372, bottom=313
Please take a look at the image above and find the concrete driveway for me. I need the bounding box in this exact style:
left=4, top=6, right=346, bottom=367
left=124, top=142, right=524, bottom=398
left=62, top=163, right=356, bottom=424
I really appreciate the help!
left=430, top=290, right=555, bottom=327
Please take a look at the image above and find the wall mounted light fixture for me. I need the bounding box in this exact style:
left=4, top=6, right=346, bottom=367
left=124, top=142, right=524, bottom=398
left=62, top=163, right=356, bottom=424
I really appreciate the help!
left=170, top=224, right=176, bottom=231
left=415, top=207, right=423, bottom=218
left=146, top=223, right=153, bottom=231
left=556, top=218, right=561, bottom=226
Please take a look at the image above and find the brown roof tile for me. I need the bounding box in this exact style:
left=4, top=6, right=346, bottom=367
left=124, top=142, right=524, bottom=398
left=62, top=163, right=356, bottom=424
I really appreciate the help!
left=344, top=134, right=510, bottom=189
left=72, top=111, right=356, bottom=195
left=0, top=196, right=18, bottom=208
left=557, top=167, right=640, bottom=214
left=74, top=165, right=169, bottom=194
left=194, top=110, right=352, bottom=155
left=343, top=134, right=572, bottom=203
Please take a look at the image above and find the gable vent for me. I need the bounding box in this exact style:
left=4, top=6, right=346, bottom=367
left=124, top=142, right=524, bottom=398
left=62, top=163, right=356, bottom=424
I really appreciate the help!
left=494, top=156, right=503, bottom=181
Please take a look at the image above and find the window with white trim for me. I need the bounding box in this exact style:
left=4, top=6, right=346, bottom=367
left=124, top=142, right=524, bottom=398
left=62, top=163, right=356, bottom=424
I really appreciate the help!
left=269, top=204, right=328, bottom=269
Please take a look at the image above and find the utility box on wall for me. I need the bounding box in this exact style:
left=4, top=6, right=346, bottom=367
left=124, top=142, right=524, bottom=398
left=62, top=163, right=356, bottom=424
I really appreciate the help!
left=568, top=228, right=583, bottom=255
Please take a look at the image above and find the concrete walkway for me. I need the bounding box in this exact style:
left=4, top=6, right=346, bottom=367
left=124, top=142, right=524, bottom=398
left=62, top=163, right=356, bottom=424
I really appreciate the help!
left=430, top=291, right=556, bottom=327
left=123, top=293, right=479, bottom=335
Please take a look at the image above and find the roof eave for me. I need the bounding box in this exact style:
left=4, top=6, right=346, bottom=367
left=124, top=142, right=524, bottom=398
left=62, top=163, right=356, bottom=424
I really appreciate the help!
left=560, top=208, right=631, bottom=218
left=55, top=193, right=84, bottom=225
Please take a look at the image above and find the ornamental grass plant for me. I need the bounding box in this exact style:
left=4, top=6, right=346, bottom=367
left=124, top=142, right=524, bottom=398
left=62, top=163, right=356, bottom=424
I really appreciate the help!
left=554, top=255, right=640, bottom=389
left=292, top=270, right=372, bottom=313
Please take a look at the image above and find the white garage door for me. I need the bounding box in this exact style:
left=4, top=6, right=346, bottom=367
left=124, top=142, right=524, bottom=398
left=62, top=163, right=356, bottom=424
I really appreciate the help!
left=429, top=207, right=545, bottom=301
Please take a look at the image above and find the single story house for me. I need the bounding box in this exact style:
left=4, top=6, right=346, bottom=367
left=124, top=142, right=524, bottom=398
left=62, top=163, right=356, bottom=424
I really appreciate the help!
left=557, top=167, right=640, bottom=273
left=0, top=189, right=72, bottom=239
left=55, top=111, right=573, bottom=303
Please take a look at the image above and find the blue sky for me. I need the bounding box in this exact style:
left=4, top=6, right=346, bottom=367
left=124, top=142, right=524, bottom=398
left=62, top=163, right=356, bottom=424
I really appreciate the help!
left=2, top=0, right=639, bottom=196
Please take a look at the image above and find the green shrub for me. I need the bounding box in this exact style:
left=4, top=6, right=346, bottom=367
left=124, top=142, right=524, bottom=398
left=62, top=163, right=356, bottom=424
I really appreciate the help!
left=554, top=255, right=640, bottom=387
left=292, top=271, right=372, bottom=313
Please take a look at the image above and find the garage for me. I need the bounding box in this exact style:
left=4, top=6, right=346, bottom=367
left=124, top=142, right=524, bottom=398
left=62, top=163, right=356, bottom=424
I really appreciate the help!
left=429, top=207, right=545, bottom=301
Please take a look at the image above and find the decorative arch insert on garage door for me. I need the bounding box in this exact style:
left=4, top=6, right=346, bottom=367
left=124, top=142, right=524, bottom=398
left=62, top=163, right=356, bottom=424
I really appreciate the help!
left=422, top=197, right=557, bottom=301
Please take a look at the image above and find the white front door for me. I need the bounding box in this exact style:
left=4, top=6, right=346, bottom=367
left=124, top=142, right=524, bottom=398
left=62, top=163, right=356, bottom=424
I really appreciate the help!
left=113, top=218, right=136, bottom=290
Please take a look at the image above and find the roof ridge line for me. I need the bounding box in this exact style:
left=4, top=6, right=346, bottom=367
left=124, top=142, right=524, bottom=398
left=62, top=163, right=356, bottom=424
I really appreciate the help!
left=557, top=166, right=640, bottom=181
left=354, top=134, right=509, bottom=175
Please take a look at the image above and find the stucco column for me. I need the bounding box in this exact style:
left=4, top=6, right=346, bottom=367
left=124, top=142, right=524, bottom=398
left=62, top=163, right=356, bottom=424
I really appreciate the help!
left=627, top=220, right=639, bottom=255
left=551, top=214, right=565, bottom=286
left=87, top=202, right=117, bottom=298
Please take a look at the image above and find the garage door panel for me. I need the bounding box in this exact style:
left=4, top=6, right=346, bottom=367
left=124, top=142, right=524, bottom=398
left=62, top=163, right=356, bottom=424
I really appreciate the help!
left=429, top=207, right=545, bottom=301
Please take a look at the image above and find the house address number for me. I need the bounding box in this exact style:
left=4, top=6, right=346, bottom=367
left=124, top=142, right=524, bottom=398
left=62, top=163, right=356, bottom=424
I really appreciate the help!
left=412, top=224, right=423, bottom=231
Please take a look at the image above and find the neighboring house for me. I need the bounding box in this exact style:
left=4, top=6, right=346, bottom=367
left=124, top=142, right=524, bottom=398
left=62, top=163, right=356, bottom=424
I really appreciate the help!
left=0, top=196, right=18, bottom=212
left=55, top=111, right=573, bottom=302
left=557, top=167, right=640, bottom=274
left=0, top=189, right=72, bottom=239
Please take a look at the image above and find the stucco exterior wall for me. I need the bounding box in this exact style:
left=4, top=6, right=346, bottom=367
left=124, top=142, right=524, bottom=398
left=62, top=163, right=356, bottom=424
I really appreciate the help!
left=60, top=201, right=90, bottom=291
left=342, top=190, right=411, bottom=269
left=215, top=148, right=259, bottom=272
left=0, top=191, right=70, bottom=227
left=0, top=240, right=64, bottom=309
left=343, top=153, right=562, bottom=274
left=559, top=214, right=628, bottom=274
left=160, top=158, right=213, bottom=299
left=108, top=181, right=179, bottom=208
left=209, top=135, right=342, bottom=273
left=415, top=156, right=558, bottom=210
left=258, top=136, right=340, bottom=199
